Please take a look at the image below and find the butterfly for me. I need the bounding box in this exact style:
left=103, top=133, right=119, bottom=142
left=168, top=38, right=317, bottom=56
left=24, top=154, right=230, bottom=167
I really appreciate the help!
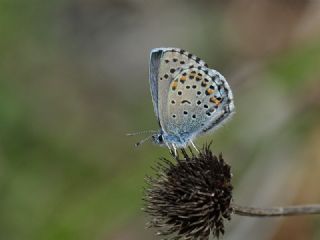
left=130, top=48, right=234, bottom=154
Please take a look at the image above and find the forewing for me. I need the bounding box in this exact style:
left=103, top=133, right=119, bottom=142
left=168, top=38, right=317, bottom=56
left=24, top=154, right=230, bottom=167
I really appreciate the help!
left=150, top=48, right=208, bottom=131
left=149, top=49, right=162, bottom=119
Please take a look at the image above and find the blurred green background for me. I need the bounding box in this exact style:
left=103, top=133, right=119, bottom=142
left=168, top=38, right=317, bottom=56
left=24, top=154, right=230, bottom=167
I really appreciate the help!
left=1, top=1, right=320, bottom=239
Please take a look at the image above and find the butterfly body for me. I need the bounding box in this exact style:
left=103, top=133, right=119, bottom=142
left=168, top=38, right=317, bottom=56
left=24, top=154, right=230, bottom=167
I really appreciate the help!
left=149, top=48, right=234, bottom=149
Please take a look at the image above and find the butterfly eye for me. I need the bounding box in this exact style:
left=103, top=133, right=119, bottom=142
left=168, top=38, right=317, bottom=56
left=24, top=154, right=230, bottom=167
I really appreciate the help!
left=158, top=135, right=163, bottom=143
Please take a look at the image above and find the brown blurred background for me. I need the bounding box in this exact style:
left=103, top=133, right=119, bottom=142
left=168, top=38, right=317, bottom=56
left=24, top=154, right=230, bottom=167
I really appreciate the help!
left=1, top=0, right=320, bottom=239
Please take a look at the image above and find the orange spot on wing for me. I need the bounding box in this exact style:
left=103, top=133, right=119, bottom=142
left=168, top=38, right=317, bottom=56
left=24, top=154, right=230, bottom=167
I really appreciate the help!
left=171, top=81, right=178, bottom=90
left=205, top=88, right=215, bottom=95
left=180, top=76, right=187, bottom=82
left=210, top=97, right=221, bottom=105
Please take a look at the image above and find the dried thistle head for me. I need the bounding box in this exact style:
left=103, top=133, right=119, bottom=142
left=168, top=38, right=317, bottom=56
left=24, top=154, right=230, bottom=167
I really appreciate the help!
left=143, top=145, right=233, bottom=240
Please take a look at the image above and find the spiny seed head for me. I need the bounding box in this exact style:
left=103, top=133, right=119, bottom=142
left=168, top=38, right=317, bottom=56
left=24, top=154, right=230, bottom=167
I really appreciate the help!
left=143, top=145, right=233, bottom=240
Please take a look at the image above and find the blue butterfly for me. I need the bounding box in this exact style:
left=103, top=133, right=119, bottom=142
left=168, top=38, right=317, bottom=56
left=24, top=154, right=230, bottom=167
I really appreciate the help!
left=130, top=48, right=234, bottom=154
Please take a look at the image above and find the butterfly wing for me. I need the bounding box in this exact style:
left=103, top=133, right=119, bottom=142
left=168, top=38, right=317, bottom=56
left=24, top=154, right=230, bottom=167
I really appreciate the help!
left=149, top=49, right=162, bottom=120
left=164, top=66, right=234, bottom=144
left=199, top=70, right=235, bottom=134
left=149, top=48, right=207, bottom=131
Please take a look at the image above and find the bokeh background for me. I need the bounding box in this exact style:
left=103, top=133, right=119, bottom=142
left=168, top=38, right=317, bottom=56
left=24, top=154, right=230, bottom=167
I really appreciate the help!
left=1, top=0, right=320, bottom=239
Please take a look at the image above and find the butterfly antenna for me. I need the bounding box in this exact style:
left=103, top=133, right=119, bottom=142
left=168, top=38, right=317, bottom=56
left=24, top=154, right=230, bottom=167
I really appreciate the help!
left=134, top=135, right=153, bottom=147
left=126, top=130, right=157, bottom=136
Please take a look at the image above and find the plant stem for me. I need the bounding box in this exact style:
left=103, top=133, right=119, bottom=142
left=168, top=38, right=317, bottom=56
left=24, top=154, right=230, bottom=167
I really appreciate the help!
left=232, top=203, right=320, bottom=217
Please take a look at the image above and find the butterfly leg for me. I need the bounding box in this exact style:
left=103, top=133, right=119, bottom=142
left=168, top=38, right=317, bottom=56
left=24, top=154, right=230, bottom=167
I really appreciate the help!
left=172, top=144, right=178, bottom=157
left=165, top=142, right=176, bottom=156
left=190, top=140, right=200, bottom=153
left=165, top=142, right=171, bottom=151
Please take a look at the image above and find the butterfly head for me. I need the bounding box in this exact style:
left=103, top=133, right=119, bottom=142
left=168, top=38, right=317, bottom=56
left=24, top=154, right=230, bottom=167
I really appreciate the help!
left=151, top=133, right=164, bottom=145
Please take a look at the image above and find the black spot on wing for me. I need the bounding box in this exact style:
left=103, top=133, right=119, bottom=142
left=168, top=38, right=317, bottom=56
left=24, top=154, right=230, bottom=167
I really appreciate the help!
left=181, top=100, right=191, bottom=104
